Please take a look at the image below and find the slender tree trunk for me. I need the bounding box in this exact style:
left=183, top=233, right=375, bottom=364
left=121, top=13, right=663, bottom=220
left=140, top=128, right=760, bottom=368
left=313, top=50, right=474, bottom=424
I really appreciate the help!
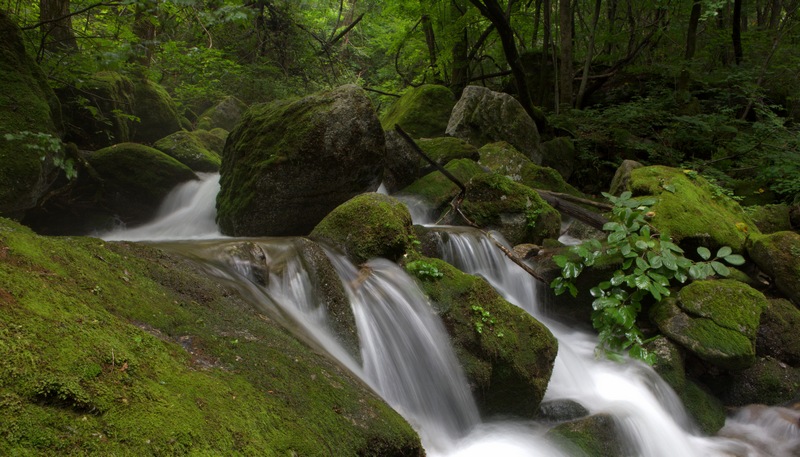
left=605, top=0, right=618, bottom=54
left=450, top=0, right=470, bottom=95
left=678, top=0, right=702, bottom=92
left=733, top=0, right=743, bottom=65
left=40, top=0, right=77, bottom=51
left=537, top=0, right=552, bottom=106
left=576, top=0, right=602, bottom=108
left=532, top=0, right=542, bottom=48
left=558, top=0, right=573, bottom=109
left=769, top=0, right=782, bottom=29
left=132, top=0, right=157, bottom=67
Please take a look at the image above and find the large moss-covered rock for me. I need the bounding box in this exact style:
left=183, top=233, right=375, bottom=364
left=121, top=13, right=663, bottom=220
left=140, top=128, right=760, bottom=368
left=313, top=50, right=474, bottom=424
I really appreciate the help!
left=193, top=128, right=226, bottom=155
left=411, top=257, right=557, bottom=418
left=154, top=130, right=221, bottom=172
left=399, top=158, right=487, bottom=210
left=478, top=142, right=582, bottom=196
left=446, top=85, right=543, bottom=164
left=540, top=137, right=576, bottom=181
left=0, top=13, right=61, bottom=216
left=650, top=280, right=767, bottom=370
left=383, top=132, right=480, bottom=193
left=546, top=414, right=627, bottom=457
left=746, top=204, right=793, bottom=234
left=59, top=71, right=136, bottom=149
left=453, top=173, right=561, bottom=246
left=0, top=218, right=422, bottom=456
left=130, top=79, right=182, bottom=144
left=196, top=96, right=247, bottom=131
left=216, top=84, right=384, bottom=236
left=87, top=143, right=197, bottom=223
left=757, top=298, right=800, bottom=366
left=629, top=166, right=758, bottom=252
left=714, top=357, right=800, bottom=406
left=747, top=231, right=800, bottom=305
left=380, top=84, right=455, bottom=138
left=311, top=193, right=413, bottom=264
left=608, top=160, right=643, bottom=196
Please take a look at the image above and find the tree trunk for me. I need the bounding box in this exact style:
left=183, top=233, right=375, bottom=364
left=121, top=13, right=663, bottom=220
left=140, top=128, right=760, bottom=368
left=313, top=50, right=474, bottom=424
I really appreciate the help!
left=450, top=0, right=470, bottom=95
left=558, top=0, right=573, bottom=110
left=420, top=12, right=439, bottom=80
left=769, top=0, right=782, bottom=29
left=132, top=0, right=158, bottom=67
left=40, top=0, right=77, bottom=51
left=678, top=0, right=702, bottom=92
left=733, top=0, right=743, bottom=65
left=576, top=0, right=602, bottom=108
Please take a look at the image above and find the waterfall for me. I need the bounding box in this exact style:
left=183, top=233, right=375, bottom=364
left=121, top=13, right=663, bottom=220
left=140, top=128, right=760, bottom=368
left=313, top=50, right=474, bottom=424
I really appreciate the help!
left=99, top=180, right=799, bottom=457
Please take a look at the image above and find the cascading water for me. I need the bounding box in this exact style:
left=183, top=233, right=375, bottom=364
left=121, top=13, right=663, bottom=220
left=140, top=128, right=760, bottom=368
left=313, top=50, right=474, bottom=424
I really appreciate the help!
left=100, top=179, right=799, bottom=456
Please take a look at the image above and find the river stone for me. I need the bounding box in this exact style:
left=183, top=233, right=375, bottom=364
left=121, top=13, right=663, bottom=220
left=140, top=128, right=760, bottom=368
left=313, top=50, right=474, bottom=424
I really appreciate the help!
left=399, top=158, right=487, bottom=211
left=130, top=79, right=182, bottom=144
left=413, top=257, right=557, bottom=418
left=546, top=413, right=628, bottom=457
left=310, top=193, right=412, bottom=264
left=154, top=130, right=221, bottom=172
left=540, top=137, right=576, bottom=181
left=216, top=84, right=384, bottom=236
left=196, top=95, right=248, bottom=131
left=384, top=132, right=480, bottom=193
left=629, top=165, right=758, bottom=252
left=380, top=84, right=456, bottom=138
left=478, top=141, right=581, bottom=196
left=446, top=85, right=543, bottom=164
left=650, top=280, right=767, bottom=371
left=714, top=357, right=800, bottom=406
left=0, top=12, right=61, bottom=217
left=747, top=231, right=800, bottom=305
left=757, top=298, right=800, bottom=366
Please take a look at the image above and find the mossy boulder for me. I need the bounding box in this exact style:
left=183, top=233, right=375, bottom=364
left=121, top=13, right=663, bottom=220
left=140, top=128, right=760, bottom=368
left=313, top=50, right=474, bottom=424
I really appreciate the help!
left=478, top=141, right=582, bottom=196
left=757, top=298, right=800, bottom=366
left=398, top=158, right=486, bottom=211
left=746, top=204, right=793, bottom=234
left=0, top=218, right=422, bottom=456
left=311, top=193, right=413, bottom=264
left=154, top=130, right=221, bottom=172
left=0, top=13, right=61, bottom=216
left=193, top=129, right=226, bottom=155
left=540, top=137, right=576, bottom=181
left=196, top=96, right=248, bottom=131
left=380, top=84, right=456, bottom=138
left=747, top=231, right=800, bottom=305
left=629, top=166, right=758, bottom=252
left=446, top=85, right=543, bottom=164
left=130, top=79, right=182, bottom=144
left=452, top=173, right=562, bottom=246
left=410, top=257, right=558, bottom=418
left=545, top=414, right=627, bottom=457
left=216, top=84, right=385, bottom=236
left=87, top=143, right=197, bottom=224
left=713, top=357, right=800, bottom=406
left=679, top=380, right=726, bottom=434
left=384, top=132, right=480, bottom=193
left=59, top=71, right=136, bottom=150
left=608, top=160, right=643, bottom=196
left=650, top=280, right=767, bottom=371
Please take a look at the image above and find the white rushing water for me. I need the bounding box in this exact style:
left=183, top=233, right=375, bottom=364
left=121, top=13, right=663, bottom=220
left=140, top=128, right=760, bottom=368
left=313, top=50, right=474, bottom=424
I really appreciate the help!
left=99, top=180, right=799, bottom=457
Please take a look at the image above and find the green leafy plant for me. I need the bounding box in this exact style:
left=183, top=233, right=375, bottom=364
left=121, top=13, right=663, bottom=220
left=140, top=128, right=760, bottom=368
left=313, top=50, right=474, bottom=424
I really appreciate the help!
left=550, top=191, right=745, bottom=363
left=470, top=304, right=495, bottom=335
left=405, top=260, right=443, bottom=280
left=3, top=131, right=77, bottom=179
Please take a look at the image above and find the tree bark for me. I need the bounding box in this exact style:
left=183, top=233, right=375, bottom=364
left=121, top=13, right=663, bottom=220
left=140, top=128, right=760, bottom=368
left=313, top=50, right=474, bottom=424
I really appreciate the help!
left=678, top=0, right=702, bottom=92
left=40, top=0, right=77, bottom=51
left=576, top=0, right=602, bottom=108
left=450, top=0, right=470, bottom=95
left=558, top=0, right=574, bottom=110
left=733, top=0, right=743, bottom=65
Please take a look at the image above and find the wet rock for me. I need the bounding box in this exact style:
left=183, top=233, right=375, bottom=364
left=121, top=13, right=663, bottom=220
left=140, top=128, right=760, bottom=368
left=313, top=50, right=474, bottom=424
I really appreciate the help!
left=130, top=79, right=182, bottom=144
left=714, top=357, right=800, bottom=406
left=479, top=141, right=582, bottom=196
left=154, top=130, right=221, bottom=172
left=546, top=413, right=628, bottom=457
left=447, top=85, right=543, bottom=164
left=608, top=160, right=643, bottom=196
left=196, top=96, right=247, bottom=131
left=380, top=84, right=456, bottom=138
left=384, top=132, right=479, bottom=193
left=540, top=137, right=576, bottom=181
left=536, top=400, right=589, bottom=423
left=757, top=298, right=800, bottom=366
left=747, top=204, right=793, bottom=234
left=216, top=84, right=384, bottom=236
left=747, top=231, right=800, bottom=305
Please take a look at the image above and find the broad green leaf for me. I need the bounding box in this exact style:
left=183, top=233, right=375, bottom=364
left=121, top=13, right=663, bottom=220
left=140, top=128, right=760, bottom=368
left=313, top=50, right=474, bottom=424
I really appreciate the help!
left=563, top=262, right=583, bottom=279
left=662, top=184, right=676, bottom=193
left=593, top=297, right=620, bottom=310
left=611, top=274, right=626, bottom=286
left=620, top=191, right=632, bottom=200
left=724, top=254, right=745, bottom=266
left=716, top=246, right=732, bottom=257
left=634, top=275, right=651, bottom=290
left=711, top=261, right=731, bottom=276
left=689, top=264, right=704, bottom=279
left=697, top=246, right=712, bottom=260
left=647, top=271, right=669, bottom=285
left=608, top=231, right=627, bottom=243
left=599, top=281, right=612, bottom=290
left=674, top=270, right=688, bottom=283
left=641, top=225, right=651, bottom=238
left=553, top=255, right=568, bottom=268
left=635, top=240, right=648, bottom=250
left=636, top=257, right=649, bottom=270
left=647, top=253, right=663, bottom=269
left=622, top=258, right=633, bottom=270
left=620, top=243, right=632, bottom=256
left=649, top=284, right=662, bottom=301
left=590, top=286, right=604, bottom=298
left=603, top=222, right=623, bottom=231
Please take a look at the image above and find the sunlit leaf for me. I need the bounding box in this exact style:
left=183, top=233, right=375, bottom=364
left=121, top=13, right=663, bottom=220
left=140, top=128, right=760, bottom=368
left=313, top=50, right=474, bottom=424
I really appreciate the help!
left=716, top=246, right=732, bottom=257
left=697, top=247, right=711, bottom=260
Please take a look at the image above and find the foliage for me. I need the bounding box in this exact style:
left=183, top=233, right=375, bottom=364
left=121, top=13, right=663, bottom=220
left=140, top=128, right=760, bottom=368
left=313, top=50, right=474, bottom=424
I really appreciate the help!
left=550, top=191, right=745, bottom=363
left=405, top=259, right=444, bottom=280
left=3, top=131, right=76, bottom=179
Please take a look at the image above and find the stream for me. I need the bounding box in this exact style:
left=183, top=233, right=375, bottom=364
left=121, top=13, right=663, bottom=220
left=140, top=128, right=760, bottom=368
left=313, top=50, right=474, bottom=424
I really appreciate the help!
left=98, top=173, right=799, bottom=456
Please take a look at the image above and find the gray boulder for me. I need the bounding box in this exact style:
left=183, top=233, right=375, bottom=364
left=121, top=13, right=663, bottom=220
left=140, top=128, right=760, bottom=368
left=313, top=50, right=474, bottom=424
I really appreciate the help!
left=216, top=85, right=384, bottom=236
left=747, top=231, right=800, bottom=305
left=196, top=96, right=248, bottom=131
left=446, top=85, right=542, bottom=164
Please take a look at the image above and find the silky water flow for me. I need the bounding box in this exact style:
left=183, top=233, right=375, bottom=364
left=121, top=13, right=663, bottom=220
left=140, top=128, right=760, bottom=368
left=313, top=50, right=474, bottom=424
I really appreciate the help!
left=100, top=175, right=800, bottom=456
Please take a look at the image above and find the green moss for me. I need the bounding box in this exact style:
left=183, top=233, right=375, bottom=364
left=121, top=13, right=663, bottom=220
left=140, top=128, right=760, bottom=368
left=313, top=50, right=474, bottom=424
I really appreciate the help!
left=193, top=129, right=227, bottom=155
left=0, top=13, right=60, bottom=215
left=758, top=299, right=800, bottom=365
left=479, top=141, right=582, bottom=196
left=747, top=231, right=800, bottom=304
left=679, top=381, right=726, bottom=434
left=89, top=143, right=197, bottom=206
left=546, top=414, right=625, bottom=457
left=410, top=256, right=557, bottom=418
left=399, top=158, right=487, bottom=209
left=311, top=193, right=413, bottom=264
left=629, top=166, right=758, bottom=252
left=154, top=130, right=221, bottom=172
left=720, top=358, right=800, bottom=406
left=0, top=218, right=421, bottom=456
left=745, top=204, right=792, bottom=234
left=460, top=173, right=561, bottom=245
left=648, top=336, right=686, bottom=391
left=417, top=137, right=480, bottom=164
left=380, top=84, right=455, bottom=138
left=676, top=280, right=766, bottom=340
left=85, top=71, right=137, bottom=144
left=196, top=96, right=247, bottom=131
left=131, top=79, right=182, bottom=144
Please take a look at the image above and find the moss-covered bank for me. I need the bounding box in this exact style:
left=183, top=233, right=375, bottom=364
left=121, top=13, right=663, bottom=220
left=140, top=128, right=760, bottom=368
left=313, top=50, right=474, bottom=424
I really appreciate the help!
left=0, top=218, right=422, bottom=456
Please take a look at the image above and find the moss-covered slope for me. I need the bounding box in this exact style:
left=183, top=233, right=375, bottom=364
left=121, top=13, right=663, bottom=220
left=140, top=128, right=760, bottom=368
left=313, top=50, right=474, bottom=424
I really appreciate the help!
left=0, top=218, right=422, bottom=456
